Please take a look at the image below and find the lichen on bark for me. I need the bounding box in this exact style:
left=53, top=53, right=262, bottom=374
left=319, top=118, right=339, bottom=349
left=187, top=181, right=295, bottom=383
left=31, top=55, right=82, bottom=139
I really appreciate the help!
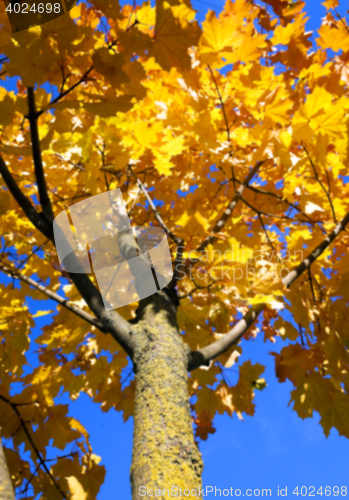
left=130, top=292, right=203, bottom=499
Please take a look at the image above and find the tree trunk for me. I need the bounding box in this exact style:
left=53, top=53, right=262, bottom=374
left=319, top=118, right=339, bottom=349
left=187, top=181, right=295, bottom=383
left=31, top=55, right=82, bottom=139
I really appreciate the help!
left=130, top=292, right=203, bottom=499
left=0, top=438, right=15, bottom=500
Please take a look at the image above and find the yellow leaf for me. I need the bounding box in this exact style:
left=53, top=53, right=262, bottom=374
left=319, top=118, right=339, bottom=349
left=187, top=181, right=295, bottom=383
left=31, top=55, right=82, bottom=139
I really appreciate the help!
left=149, top=0, right=201, bottom=71
left=199, top=10, right=238, bottom=58
left=69, top=418, right=89, bottom=441
left=43, top=405, right=72, bottom=450
left=264, top=93, right=293, bottom=126
left=292, top=87, right=345, bottom=141
left=67, top=477, right=88, bottom=500
left=153, top=154, right=174, bottom=175
left=176, top=211, right=210, bottom=239
left=322, top=0, right=339, bottom=8
left=291, top=372, right=349, bottom=438
left=318, top=22, right=349, bottom=52
left=83, top=91, right=134, bottom=117
left=92, top=49, right=130, bottom=89
left=33, top=310, right=53, bottom=318
left=161, top=134, right=185, bottom=156
left=199, top=0, right=266, bottom=65
left=133, top=120, right=161, bottom=149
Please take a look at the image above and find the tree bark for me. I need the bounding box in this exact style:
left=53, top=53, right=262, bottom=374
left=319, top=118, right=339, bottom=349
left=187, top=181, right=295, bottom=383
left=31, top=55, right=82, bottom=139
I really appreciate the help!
left=0, top=438, right=15, bottom=500
left=130, top=292, right=203, bottom=499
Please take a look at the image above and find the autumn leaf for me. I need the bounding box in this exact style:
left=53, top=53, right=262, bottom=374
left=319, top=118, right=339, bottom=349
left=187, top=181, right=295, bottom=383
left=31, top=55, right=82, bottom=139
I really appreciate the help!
left=67, top=477, right=88, bottom=500
left=149, top=0, right=201, bottom=71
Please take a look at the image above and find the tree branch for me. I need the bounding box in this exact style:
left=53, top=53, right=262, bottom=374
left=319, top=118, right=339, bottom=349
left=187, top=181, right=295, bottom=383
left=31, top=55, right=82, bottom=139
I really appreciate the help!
left=0, top=263, right=105, bottom=331
left=55, top=153, right=86, bottom=172
left=0, top=155, right=134, bottom=358
left=302, top=144, right=337, bottom=224
left=128, top=166, right=184, bottom=286
left=188, top=208, right=349, bottom=370
left=195, top=160, right=265, bottom=254
left=207, top=64, right=238, bottom=189
left=16, top=240, right=49, bottom=270
left=29, top=66, right=94, bottom=119
left=207, top=65, right=231, bottom=144
left=129, top=166, right=183, bottom=247
left=188, top=304, right=264, bottom=370
left=0, top=154, right=52, bottom=239
left=27, top=87, right=55, bottom=222
left=283, top=209, right=349, bottom=287
left=0, top=394, right=66, bottom=498
left=238, top=180, right=322, bottom=228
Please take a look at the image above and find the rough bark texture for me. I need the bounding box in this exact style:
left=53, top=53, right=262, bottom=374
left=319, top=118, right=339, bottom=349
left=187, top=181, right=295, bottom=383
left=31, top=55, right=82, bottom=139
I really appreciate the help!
left=130, top=292, right=203, bottom=499
left=0, top=439, right=15, bottom=500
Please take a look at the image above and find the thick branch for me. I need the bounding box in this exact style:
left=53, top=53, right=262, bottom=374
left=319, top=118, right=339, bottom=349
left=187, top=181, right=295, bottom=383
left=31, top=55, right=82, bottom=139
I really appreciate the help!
left=188, top=304, right=264, bottom=371
left=0, top=155, right=52, bottom=239
left=0, top=156, right=134, bottom=357
left=27, top=87, right=54, bottom=222
left=188, top=208, right=349, bottom=370
left=64, top=267, right=134, bottom=358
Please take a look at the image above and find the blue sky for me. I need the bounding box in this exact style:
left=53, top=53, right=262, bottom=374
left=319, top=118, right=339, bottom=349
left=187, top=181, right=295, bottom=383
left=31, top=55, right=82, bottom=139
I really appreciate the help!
left=1, top=0, right=349, bottom=498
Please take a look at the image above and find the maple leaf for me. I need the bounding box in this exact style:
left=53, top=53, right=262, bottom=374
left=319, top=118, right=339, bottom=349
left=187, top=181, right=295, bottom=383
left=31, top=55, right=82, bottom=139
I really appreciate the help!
left=42, top=405, right=74, bottom=450
left=92, top=49, right=130, bottom=89
left=67, top=477, right=87, bottom=500
left=291, top=372, right=349, bottom=438
left=322, top=0, right=339, bottom=10
left=149, top=0, right=201, bottom=71
left=317, top=21, right=349, bottom=52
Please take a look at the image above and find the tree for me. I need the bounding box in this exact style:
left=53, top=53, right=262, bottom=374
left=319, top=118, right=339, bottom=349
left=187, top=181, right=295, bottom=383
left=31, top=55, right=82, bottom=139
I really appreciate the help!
left=0, top=0, right=349, bottom=497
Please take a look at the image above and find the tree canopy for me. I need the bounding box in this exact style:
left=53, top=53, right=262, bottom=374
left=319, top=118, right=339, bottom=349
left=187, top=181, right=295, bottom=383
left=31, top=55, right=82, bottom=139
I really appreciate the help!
left=0, top=0, right=349, bottom=497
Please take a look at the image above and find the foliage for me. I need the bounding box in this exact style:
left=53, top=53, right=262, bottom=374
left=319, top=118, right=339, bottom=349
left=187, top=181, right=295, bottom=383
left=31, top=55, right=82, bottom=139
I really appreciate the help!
left=0, top=0, right=349, bottom=497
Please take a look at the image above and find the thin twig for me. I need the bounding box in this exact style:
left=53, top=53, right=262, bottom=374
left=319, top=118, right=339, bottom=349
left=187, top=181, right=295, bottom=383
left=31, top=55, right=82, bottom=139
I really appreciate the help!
left=194, top=160, right=266, bottom=255
left=302, top=144, right=337, bottom=224
left=16, top=240, right=49, bottom=270
left=308, top=268, right=316, bottom=302
left=128, top=166, right=182, bottom=246
left=235, top=179, right=321, bottom=228
left=207, top=65, right=231, bottom=143
left=128, top=166, right=184, bottom=285
left=298, top=324, right=306, bottom=348
left=0, top=263, right=105, bottom=331
left=240, top=196, right=280, bottom=260
left=335, top=12, right=349, bottom=35
left=0, top=395, right=67, bottom=498
left=207, top=65, right=237, bottom=189
left=55, top=153, right=85, bottom=172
